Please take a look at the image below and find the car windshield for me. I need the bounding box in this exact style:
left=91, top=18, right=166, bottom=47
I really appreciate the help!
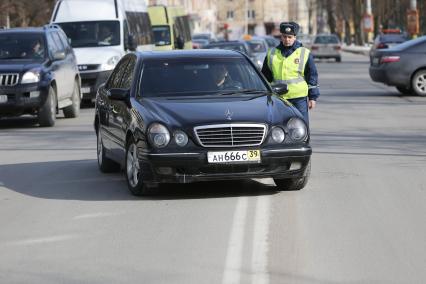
left=205, top=43, right=247, bottom=54
left=0, top=33, right=46, bottom=60
left=392, top=35, right=426, bottom=50
left=314, top=36, right=339, bottom=44
left=140, top=58, right=268, bottom=97
left=247, top=41, right=267, bottom=53
left=152, top=26, right=171, bottom=46
left=380, top=34, right=407, bottom=43
left=57, top=21, right=120, bottom=48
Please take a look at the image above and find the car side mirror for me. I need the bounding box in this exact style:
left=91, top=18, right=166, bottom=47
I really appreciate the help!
left=271, top=83, right=288, bottom=96
left=127, top=34, right=137, bottom=51
left=108, top=88, right=129, bottom=101
left=52, top=51, right=66, bottom=61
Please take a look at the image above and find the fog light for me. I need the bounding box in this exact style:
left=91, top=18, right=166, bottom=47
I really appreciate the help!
left=157, top=167, right=173, bottom=175
left=30, top=91, right=40, bottom=98
left=289, top=162, right=302, bottom=170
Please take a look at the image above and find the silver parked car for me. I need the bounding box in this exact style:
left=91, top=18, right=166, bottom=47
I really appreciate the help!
left=311, top=34, right=342, bottom=62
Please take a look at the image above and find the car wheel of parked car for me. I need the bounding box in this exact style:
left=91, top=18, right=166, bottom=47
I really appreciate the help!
left=38, top=86, right=56, bottom=127
left=63, top=80, right=81, bottom=118
left=125, top=137, right=155, bottom=196
left=97, top=127, right=120, bottom=173
left=336, top=56, right=341, bottom=63
left=396, top=86, right=412, bottom=95
left=412, top=70, right=426, bottom=97
left=274, top=161, right=311, bottom=191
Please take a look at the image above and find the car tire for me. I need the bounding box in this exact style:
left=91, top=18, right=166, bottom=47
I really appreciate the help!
left=97, top=127, right=120, bottom=173
left=411, top=70, right=426, bottom=97
left=125, top=137, right=155, bottom=196
left=336, top=56, right=341, bottom=63
left=38, top=86, right=56, bottom=127
left=396, top=86, right=412, bottom=95
left=274, top=161, right=311, bottom=191
left=63, top=80, right=81, bottom=118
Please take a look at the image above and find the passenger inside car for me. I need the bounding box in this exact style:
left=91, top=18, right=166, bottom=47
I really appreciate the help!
left=212, top=64, right=243, bottom=90
left=21, top=39, right=45, bottom=59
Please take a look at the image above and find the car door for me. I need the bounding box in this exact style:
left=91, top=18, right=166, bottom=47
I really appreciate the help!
left=46, top=32, right=67, bottom=103
left=102, top=57, right=130, bottom=158
left=108, top=56, right=137, bottom=159
left=56, top=30, right=78, bottom=96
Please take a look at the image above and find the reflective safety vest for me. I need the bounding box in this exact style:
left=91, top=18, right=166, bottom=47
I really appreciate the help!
left=267, top=46, right=310, bottom=100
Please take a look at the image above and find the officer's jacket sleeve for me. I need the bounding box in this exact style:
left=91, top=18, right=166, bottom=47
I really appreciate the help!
left=304, top=53, right=320, bottom=101
left=261, top=55, right=273, bottom=82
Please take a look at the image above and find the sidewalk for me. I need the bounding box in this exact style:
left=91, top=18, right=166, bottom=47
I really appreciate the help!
left=342, top=44, right=370, bottom=56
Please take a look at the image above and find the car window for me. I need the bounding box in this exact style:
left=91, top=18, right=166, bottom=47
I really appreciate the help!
left=106, top=57, right=130, bottom=89
left=314, top=36, right=339, bottom=44
left=380, top=34, right=407, bottom=43
left=121, top=56, right=136, bottom=89
left=140, top=57, right=268, bottom=97
left=247, top=41, right=267, bottom=53
left=52, top=32, right=66, bottom=53
left=0, top=33, right=46, bottom=60
left=394, top=36, right=426, bottom=51
left=47, top=33, right=61, bottom=56
left=57, top=30, right=71, bottom=53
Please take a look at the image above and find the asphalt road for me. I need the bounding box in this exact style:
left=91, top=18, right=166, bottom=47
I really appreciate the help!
left=0, top=52, right=425, bottom=284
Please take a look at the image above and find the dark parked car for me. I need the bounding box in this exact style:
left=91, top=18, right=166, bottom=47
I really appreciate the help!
left=0, top=25, right=81, bottom=126
left=94, top=50, right=311, bottom=195
left=369, top=36, right=426, bottom=96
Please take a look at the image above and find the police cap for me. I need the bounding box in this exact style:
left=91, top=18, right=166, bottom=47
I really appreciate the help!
left=280, top=22, right=299, bottom=36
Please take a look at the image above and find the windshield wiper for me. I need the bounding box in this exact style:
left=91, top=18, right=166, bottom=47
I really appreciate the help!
left=218, top=89, right=269, bottom=96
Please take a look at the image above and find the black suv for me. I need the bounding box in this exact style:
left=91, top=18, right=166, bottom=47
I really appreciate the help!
left=0, top=25, right=81, bottom=126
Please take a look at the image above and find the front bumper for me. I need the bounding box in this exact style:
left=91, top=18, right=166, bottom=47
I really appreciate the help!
left=139, top=145, right=312, bottom=184
left=80, top=70, right=112, bottom=100
left=0, top=83, right=49, bottom=117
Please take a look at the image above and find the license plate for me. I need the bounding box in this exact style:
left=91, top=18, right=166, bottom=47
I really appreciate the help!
left=207, top=150, right=260, bottom=164
left=0, top=95, right=7, bottom=103
left=372, top=57, right=379, bottom=65
left=81, top=87, right=91, bottom=94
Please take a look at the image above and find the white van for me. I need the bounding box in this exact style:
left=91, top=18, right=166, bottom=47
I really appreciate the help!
left=51, top=0, right=154, bottom=102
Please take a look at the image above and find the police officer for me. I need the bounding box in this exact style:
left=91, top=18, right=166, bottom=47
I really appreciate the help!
left=261, top=22, right=319, bottom=125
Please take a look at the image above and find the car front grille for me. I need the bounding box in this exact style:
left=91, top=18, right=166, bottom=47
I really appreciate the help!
left=194, top=124, right=267, bottom=148
left=0, top=74, right=19, bottom=86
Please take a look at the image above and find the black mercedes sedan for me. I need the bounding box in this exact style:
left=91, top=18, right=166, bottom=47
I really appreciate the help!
left=369, top=35, right=426, bottom=96
left=94, top=50, right=311, bottom=195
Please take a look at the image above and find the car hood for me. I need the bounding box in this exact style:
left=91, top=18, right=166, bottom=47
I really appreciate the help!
left=138, top=94, right=298, bottom=129
left=73, top=46, right=124, bottom=65
left=0, top=62, right=43, bottom=73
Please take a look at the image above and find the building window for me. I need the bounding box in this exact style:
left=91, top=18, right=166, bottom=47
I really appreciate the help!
left=227, top=11, right=234, bottom=19
left=247, top=10, right=255, bottom=19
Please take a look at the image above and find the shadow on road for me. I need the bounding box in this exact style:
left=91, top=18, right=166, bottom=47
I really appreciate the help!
left=0, top=159, right=278, bottom=201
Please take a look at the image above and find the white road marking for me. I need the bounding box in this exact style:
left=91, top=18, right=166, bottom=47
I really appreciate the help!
left=251, top=195, right=271, bottom=284
left=73, top=212, right=123, bottom=220
left=4, top=235, right=79, bottom=246
left=222, top=197, right=249, bottom=284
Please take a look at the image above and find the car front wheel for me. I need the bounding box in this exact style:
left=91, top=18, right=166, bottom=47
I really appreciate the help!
left=125, top=137, right=155, bottom=196
left=38, top=86, right=56, bottom=127
left=274, top=161, right=311, bottom=191
left=412, top=70, right=426, bottom=97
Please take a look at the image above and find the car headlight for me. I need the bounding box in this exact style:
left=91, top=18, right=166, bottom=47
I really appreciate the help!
left=287, top=118, right=308, bottom=141
left=148, top=123, right=170, bottom=148
left=174, top=130, right=188, bottom=147
left=21, top=69, right=41, bottom=84
left=271, top=126, right=285, bottom=143
left=100, top=56, right=120, bottom=71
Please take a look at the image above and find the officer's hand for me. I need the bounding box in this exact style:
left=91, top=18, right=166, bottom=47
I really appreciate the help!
left=309, top=100, right=316, bottom=110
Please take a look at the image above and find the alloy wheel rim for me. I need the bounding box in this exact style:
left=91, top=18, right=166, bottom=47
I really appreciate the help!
left=415, top=73, right=426, bottom=94
left=127, top=143, right=140, bottom=187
